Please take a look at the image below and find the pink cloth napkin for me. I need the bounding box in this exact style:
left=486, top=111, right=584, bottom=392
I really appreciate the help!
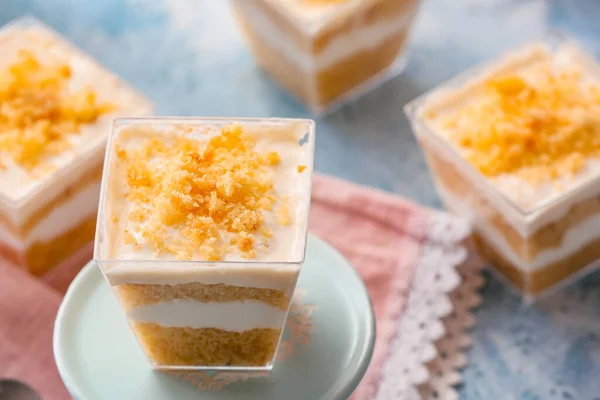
left=0, top=262, right=69, bottom=399
left=309, top=176, right=429, bottom=400
left=0, top=174, right=438, bottom=400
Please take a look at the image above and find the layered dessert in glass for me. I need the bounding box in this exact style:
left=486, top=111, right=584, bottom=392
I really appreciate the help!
left=94, top=118, right=315, bottom=369
left=406, top=34, right=600, bottom=300
left=0, top=17, right=152, bottom=277
left=230, top=0, right=421, bottom=113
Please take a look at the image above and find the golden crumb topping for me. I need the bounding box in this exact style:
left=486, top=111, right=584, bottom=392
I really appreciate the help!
left=301, top=0, right=348, bottom=4
left=0, top=50, right=114, bottom=173
left=297, top=165, right=307, bottom=173
left=438, top=62, right=600, bottom=185
left=277, top=197, right=292, bottom=226
left=116, top=124, right=290, bottom=261
left=266, top=151, right=281, bottom=165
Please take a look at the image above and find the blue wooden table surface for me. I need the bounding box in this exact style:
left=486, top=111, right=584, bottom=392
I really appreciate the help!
left=3, top=0, right=600, bottom=398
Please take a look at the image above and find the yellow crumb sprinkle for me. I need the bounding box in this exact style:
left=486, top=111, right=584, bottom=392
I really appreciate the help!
left=297, top=165, right=307, bottom=173
left=266, top=151, right=281, bottom=165
left=111, top=214, right=119, bottom=223
left=302, top=0, right=347, bottom=4
left=0, top=50, right=114, bottom=172
left=277, top=197, right=292, bottom=226
left=123, top=230, right=139, bottom=249
left=259, top=226, right=273, bottom=239
left=115, top=146, right=127, bottom=160
left=438, top=62, right=600, bottom=185
left=237, top=232, right=255, bottom=253
left=119, top=124, right=285, bottom=260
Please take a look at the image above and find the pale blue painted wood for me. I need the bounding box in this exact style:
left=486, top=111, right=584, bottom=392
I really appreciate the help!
left=2, top=0, right=600, bottom=398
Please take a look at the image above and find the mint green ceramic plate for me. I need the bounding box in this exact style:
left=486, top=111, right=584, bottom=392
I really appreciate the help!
left=54, top=234, right=375, bottom=400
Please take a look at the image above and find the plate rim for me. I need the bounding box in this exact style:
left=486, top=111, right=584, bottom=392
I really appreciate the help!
left=53, top=233, right=376, bottom=400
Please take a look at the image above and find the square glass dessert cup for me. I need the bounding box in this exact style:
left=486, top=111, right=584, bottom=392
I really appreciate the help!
left=229, top=0, right=422, bottom=114
left=94, top=117, right=315, bottom=371
left=0, top=16, right=153, bottom=277
left=405, top=32, right=600, bottom=302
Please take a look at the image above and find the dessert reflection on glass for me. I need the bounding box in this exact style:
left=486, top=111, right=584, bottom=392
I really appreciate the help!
left=94, top=118, right=315, bottom=370
left=0, top=17, right=152, bottom=277
left=406, top=34, right=600, bottom=300
left=230, top=0, right=421, bottom=113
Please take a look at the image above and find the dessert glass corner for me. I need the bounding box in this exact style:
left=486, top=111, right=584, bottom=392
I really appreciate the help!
left=0, top=16, right=153, bottom=276
left=0, top=15, right=105, bottom=221
left=94, top=117, right=315, bottom=371
left=405, top=31, right=600, bottom=302
left=229, top=0, right=422, bottom=115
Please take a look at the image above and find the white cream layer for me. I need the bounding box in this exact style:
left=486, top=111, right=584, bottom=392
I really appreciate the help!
left=0, top=181, right=101, bottom=250
left=105, top=263, right=300, bottom=290
left=0, top=223, right=22, bottom=250
left=0, top=21, right=153, bottom=224
left=419, top=42, right=600, bottom=237
left=437, top=183, right=600, bottom=272
left=126, top=299, right=287, bottom=331
left=236, top=0, right=415, bottom=71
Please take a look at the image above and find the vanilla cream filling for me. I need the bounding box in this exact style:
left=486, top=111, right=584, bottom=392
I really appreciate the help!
left=105, top=264, right=300, bottom=290
left=0, top=181, right=101, bottom=250
left=126, top=299, right=287, bottom=331
left=0, top=224, right=21, bottom=250
left=437, top=183, right=600, bottom=272
left=235, top=0, right=414, bottom=71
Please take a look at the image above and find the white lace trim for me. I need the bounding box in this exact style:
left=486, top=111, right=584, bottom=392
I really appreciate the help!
left=375, top=213, right=484, bottom=400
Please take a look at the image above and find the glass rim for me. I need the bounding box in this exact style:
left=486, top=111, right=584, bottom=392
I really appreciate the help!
left=112, top=116, right=317, bottom=126
left=93, top=258, right=305, bottom=266
left=94, top=116, right=316, bottom=265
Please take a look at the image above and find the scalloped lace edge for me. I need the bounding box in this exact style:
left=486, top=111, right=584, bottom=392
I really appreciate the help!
left=374, top=214, right=484, bottom=400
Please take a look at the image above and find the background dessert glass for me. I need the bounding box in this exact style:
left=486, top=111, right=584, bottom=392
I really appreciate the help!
left=0, top=16, right=153, bottom=277
left=405, top=32, right=600, bottom=302
left=229, top=0, right=422, bottom=114
left=94, top=117, right=315, bottom=370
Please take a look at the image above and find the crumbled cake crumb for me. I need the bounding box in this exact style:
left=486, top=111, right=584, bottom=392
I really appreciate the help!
left=237, top=232, right=255, bottom=254
left=0, top=50, right=114, bottom=172
left=436, top=62, right=600, bottom=185
left=277, top=197, right=292, bottom=226
left=302, top=0, right=348, bottom=4
left=259, top=226, right=273, bottom=239
left=266, top=151, right=281, bottom=165
left=123, top=230, right=139, bottom=250
left=297, top=165, right=307, bottom=173
left=115, top=146, right=127, bottom=160
left=118, top=124, right=289, bottom=260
